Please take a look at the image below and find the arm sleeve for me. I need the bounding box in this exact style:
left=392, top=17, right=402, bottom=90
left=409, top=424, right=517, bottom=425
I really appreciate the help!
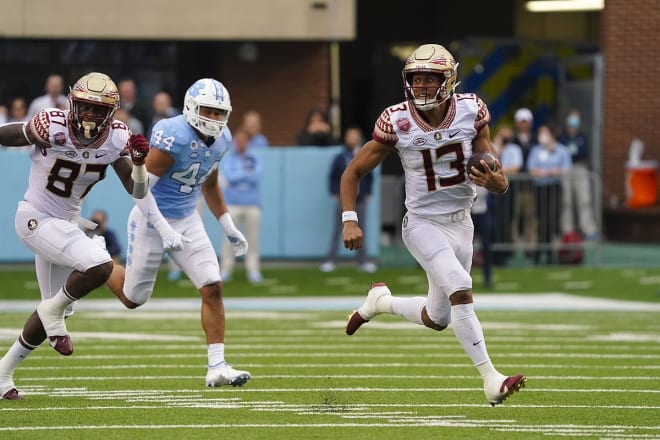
left=131, top=173, right=172, bottom=237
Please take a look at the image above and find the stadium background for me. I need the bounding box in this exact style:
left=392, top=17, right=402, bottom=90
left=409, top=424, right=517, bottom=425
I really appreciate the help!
left=0, top=0, right=658, bottom=260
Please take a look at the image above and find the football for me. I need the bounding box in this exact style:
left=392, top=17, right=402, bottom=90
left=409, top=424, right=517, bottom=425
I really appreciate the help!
left=467, top=151, right=499, bottom=174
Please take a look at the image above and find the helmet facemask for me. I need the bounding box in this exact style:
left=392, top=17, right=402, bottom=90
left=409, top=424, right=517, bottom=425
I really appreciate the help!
left=402, top=44, right=460, bottom=111
left=183, top=79, right=232, bottom=140
left=68, top=72, right=120, bottom=140
left=71, top=100, right=117, bottom=139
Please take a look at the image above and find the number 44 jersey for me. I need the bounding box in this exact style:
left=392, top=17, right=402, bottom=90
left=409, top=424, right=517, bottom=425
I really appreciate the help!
left=24, top=108, right=130, bottom=220
left=373, top=93, right=491, bottom=216
left=149, top=115, right=232, bottom=219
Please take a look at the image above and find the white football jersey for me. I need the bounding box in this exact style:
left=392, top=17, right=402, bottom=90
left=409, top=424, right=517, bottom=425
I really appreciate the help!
left=373, top=93, right=491, bottom=216
left=23, top=108, right=130, bottom=219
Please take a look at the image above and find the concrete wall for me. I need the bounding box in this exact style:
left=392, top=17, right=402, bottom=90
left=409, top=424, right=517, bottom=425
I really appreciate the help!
left=0, top=146, right=380, bottom=262
left=0, top=0, right=355, bottom=40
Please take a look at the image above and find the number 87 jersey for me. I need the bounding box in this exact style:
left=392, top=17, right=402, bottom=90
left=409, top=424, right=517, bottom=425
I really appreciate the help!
left=373, top=93, right=491, bottom=216
left=149, top=114, right=232, bottom=219
left=23, top=108, right=130, bottom=220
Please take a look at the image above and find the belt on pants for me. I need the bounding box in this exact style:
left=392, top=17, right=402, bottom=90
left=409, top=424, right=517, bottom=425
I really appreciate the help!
left=425, top=208, right=471, bottom=224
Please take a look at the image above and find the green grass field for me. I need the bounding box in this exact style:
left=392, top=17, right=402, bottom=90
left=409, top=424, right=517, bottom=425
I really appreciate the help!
left=0, top=301, right=659, bottom=439
left=1, top=265, right=660, bottom=302
left=1, top=265, right=659, bottom=439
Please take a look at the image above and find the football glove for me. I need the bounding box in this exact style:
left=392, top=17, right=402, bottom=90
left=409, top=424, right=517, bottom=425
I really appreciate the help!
left=219, top=213, right=248, bottom=256
left=128, top=134, right=149, bottom=165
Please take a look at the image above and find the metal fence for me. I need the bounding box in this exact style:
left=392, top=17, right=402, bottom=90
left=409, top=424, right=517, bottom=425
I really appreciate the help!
left=488, top=169, right=602, bottom=266
left=380, top=169, right=603, bottom=267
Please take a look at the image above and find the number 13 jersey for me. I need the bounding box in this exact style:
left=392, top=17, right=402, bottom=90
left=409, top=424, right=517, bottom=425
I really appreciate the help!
left=373, top=93, right=490, bottom=216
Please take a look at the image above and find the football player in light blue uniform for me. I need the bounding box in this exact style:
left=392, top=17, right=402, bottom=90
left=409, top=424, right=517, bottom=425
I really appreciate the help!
left=114, top=78, right=250, bottom=387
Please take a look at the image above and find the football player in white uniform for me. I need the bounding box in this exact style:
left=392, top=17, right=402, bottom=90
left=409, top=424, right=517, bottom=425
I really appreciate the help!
left=342, top=44, right=526, bottom=406
left=106, top=78, right=251, bottom=388
left=0, top=72, right=150, bottom=400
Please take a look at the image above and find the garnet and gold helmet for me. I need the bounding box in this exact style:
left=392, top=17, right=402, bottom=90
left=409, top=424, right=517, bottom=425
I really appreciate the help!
left=402, top=44, right=459, bottom=111
left=68, top=72, right=120, bottom=139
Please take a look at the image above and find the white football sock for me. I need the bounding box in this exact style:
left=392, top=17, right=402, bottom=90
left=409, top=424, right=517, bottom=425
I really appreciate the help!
left=390, top=297, right=426, bottom=325
left=51, top=286, right=77, bottom=307
left=451, top=303, right=499, bottom=378
left=207, top=343, right=225, bottom=367
left=0, top=337, right=35, bottom=376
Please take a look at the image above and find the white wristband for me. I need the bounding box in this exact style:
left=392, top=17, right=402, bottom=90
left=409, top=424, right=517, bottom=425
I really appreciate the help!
left=342, top=211, right=358, bottom=223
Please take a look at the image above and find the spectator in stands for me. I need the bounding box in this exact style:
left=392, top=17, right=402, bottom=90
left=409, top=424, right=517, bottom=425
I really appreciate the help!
left=86, top=209, right=122, bottom=264
left=219, top=128, right=264, bottom=283
left=511, top=107, right=537, bottom=260
left=114, top=108, right=145, bottom=135
left=491, top=126, right=523, bottom=265
left=558, top=109, right=598, bottom=241
left=27, top=74, right=68, bottom=118
left=320, top=125, right=376, bottom=273
left=527, top=124, right=572, bottom=264
left=471, top=185, right=494, bottom=289
left=8, top=97, right=29, bottom=123
left=0, top=105, right=6, bottom=124
left=149, top=91, right=179, bottom=137
left=296, top=107, right=338, bottom=146
left=118, top=79, right=151, bottom=131
left=240, top=110, right=269, bottom=149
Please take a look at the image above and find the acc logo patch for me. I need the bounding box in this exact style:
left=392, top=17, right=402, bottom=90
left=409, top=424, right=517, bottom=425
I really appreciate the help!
left=402, top=215, right=408, bottom=228
left=396, top=118, right=412, bottom=133
left=413, top=137, right=427, bottom=146
left=54, top=132, right=66, bottom=146
left=27, top=219, right=38, bottom=231
left=65, top=150, right=78, bottom=158
left=190, top=141, right=198, bottom=150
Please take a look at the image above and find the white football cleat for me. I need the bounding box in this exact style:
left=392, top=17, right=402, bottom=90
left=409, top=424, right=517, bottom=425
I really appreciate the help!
left=484, top=374, right=527, bottom=406
left=36, top=297, right=73, bottom=356
left=205, top=362, right=251, bottom=387
left=345, top=282, right=392, bottom=335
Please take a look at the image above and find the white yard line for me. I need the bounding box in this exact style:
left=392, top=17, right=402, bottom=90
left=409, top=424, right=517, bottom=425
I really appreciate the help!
left=11, top=374, right=660, bottom=381
left=1, top=293, right=660, bottom=313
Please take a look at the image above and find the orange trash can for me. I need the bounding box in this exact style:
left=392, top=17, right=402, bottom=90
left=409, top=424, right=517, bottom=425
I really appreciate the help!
left=626, top=160, right=658, bottom=208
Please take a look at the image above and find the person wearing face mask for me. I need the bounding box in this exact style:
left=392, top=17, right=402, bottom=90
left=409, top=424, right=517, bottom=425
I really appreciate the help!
left=527, top=124, right=572, bottom=264
left=557, top=110, right=598, bottom=241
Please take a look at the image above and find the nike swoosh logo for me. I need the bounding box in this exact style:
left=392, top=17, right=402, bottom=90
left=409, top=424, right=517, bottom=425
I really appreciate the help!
left=448, top=131, right=461, bottom=138
left=95, top=153, right=107, bottom=158
left=472, top=340, right=482, bottom=346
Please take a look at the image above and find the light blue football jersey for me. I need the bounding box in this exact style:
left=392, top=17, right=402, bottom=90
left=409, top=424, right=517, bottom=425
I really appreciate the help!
left=149, top=115, right=232, bottom=218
